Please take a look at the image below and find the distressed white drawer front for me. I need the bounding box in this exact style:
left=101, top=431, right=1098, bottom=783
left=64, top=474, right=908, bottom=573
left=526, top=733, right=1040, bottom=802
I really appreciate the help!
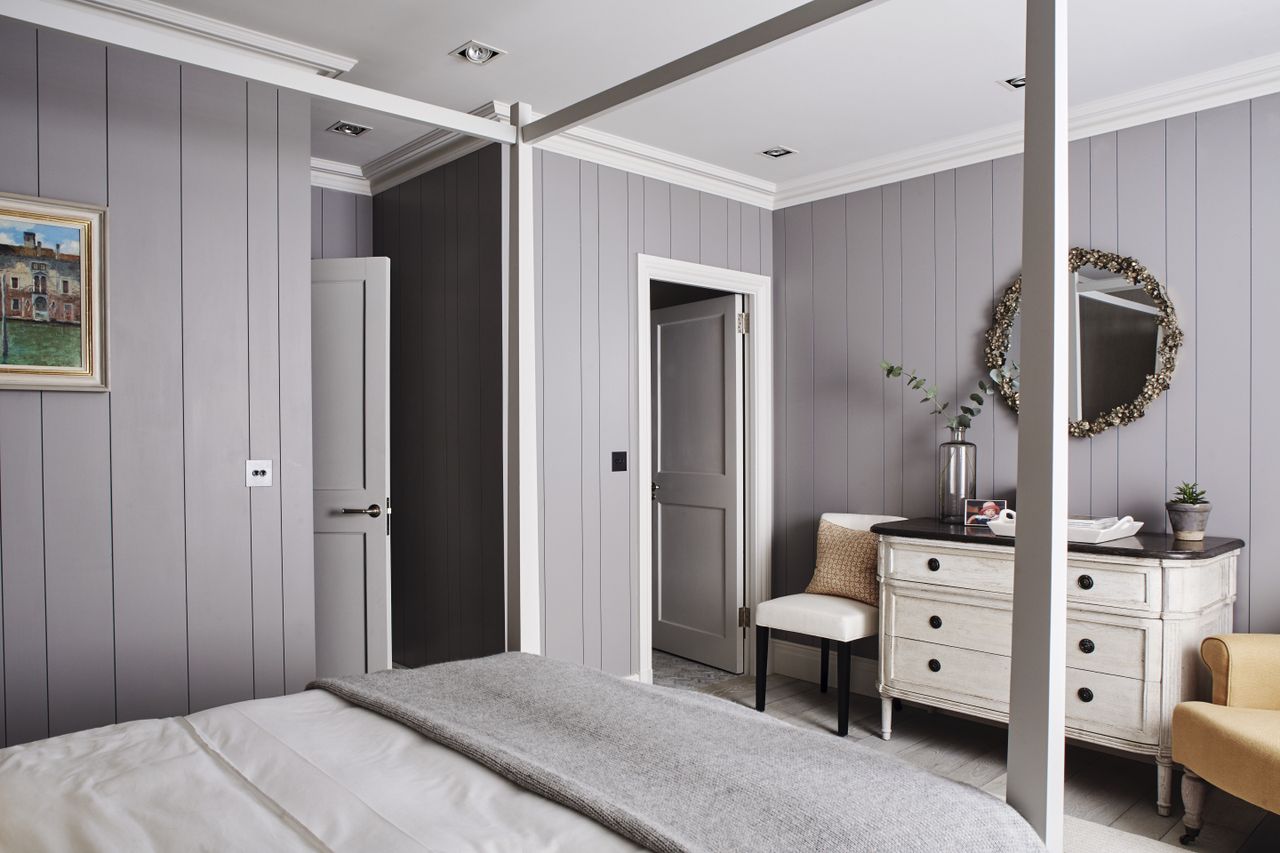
left=1066, top=668, right=1158, bottom=743
left=1067, top=560, right=1160, bottom=612
left=883, top=543, right=1011, bottom=594
left=1066, top=614, right=1160, bottom=681
left=887, top=589, right=1011, bottom=656
left=885, top=636, right=1009, bottom=709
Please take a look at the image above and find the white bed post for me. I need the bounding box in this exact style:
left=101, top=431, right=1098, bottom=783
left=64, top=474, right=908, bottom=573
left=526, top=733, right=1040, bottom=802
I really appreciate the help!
left=505, top=102, right=542, bottom=653
left=1006, top=0, right=1069, bottom=849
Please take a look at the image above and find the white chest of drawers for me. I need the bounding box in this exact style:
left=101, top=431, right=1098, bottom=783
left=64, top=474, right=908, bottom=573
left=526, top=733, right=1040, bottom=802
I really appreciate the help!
left=873, top=519, right=1242, bottom=816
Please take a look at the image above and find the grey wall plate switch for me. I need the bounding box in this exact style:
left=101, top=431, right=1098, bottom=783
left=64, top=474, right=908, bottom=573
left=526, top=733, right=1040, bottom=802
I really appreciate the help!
left=611, top=451, right=627, bottom=472
left=246, top=459, right=273, bottom=487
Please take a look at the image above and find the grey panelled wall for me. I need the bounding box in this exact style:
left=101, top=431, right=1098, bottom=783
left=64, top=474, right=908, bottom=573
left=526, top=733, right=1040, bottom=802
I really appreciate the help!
left=372, top=145, right=505, bottom=667
left=772, top=96, right=1280, bottom=634
left=0, top=18, right=314, bottom=747
left=534, top=149, right=772, bottom=675
left=311, top=187, right=373, bottom=259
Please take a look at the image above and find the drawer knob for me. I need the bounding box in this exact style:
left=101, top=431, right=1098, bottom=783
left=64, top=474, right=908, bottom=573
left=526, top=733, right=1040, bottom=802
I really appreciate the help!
left=1077, top=574, right=1095, bottom=590
left=1079, top=638, right=1095, bottom=654
left=929, top=615, right=943, bottom=630
left=927, top=558, right=941, bottom=572
left=1078, top=687, right=1094, bottom=703
left=928, top=658, right=942, bottom=672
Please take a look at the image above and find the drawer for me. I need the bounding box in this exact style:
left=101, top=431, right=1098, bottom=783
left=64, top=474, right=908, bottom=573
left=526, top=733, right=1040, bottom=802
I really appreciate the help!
left=885, top=588, right=1161, bottom=680
left=1067, top=560, right=1160, bottom=612
left=1066, top=668, right=1159, bottom=744
left=883, top=542, right=1012, bottom=594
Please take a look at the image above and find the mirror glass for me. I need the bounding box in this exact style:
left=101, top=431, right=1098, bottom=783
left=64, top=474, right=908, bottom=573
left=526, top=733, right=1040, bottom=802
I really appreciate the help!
left=988, top=249, right=1181, bottom=437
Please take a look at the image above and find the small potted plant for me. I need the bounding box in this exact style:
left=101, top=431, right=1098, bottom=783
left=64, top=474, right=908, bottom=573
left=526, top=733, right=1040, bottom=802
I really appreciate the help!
left=1167, top=482, right=1211, bottom=541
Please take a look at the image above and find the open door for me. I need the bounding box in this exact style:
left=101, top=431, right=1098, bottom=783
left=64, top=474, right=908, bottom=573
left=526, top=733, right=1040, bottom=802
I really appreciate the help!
left=311, top=257, right=391, bottom=677
left=651, top=293, right=746, bottom=673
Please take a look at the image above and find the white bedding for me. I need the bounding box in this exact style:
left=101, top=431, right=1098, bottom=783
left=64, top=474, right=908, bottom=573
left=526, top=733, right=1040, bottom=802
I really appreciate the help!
left=0, top=690, right=643, bottom=852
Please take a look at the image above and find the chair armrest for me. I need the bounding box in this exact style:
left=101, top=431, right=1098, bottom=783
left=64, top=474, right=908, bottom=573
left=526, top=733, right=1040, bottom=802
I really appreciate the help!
left=1201, top=634, right=1280, bottom=710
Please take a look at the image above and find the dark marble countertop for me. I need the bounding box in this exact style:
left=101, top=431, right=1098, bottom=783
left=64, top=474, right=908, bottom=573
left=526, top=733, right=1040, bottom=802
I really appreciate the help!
left=869, top=517, right=1245, bottom=561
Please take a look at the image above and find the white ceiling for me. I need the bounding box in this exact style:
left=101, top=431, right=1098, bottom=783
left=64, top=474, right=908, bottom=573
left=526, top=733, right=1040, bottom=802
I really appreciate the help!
left=164, top=0, right=1280, bottom=185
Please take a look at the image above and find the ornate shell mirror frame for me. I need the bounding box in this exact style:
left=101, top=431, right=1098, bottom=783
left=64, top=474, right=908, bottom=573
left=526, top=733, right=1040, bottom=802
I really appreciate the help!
left=984, top=247, right=1184, bottom=438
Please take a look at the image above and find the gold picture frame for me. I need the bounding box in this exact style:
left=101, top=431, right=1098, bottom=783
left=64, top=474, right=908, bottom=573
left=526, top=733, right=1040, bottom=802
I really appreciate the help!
left=0, top=192, right=106, bottom=391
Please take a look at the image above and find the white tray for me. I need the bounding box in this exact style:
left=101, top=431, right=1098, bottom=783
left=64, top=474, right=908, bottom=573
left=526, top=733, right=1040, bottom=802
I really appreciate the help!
left=986, top=509, right=1144, bottom=544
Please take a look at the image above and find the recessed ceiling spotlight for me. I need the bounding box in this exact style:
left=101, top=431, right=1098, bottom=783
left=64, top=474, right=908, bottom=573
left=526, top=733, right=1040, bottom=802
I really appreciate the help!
left=327, top=120, right=372, bottom=137
left=453, top=40, right=505, bottom=65
left=998, top=75, right=1027, bottom=91
left=761, top=146, right=796, bottom=159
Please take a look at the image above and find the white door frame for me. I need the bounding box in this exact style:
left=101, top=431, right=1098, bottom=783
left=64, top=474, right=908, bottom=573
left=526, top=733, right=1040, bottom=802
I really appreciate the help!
left=636, top=254, right=772, bottom=683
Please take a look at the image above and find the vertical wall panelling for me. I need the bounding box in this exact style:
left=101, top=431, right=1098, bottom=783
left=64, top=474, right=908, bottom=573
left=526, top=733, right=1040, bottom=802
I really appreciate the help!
left=990, top=155, right=1022, bottom=502
left=247, top=81, right=284, bottom=699
left=310, top=188, right=323, bottom=259
left=643, top=177, right=671, bottom=258
left=1116, top=122, right=1168, bottom=532
left=900, top=177, right=936, bottom=518
left=881, top=186, right=904, bottom=514
left=278, top=87, right=317, bottom=695
left=1088, top=133, right=1120, bottom=519
left=375, top=147, right=505, bottom=666
left=1196, top=103, right=1253, bottom=630
left=954, top=164, right=995, bottom=498
left=311, top=187, right=374, bottom=260
left=0, top=22, right=37, bottom=196
left=812, top=196, right=848, bottom=519
left=107, top=46, right=188, bottom=724
left=670, top=185, right=700, bottom=263
left=700, top=193, right=728, bottom=269
left=934, top=172, right=958, bottom=436
left=1251, top=94, right=1280, bottom=631
left=1067, top=140, right=1093, bottom=516
left=579, top=161, right=602, bottom=670
left=181, top=68, right=254, bottom=712
left=626, top=171, right=645, bottom=674
left=783, top=205, right=815, bottom=599
left=727, top=200, right=742, bottom=271
left=846, top=189, right=886, bottom=519
left=1164, top=114, right=1198, bottom=529
left=357, top=195, right=373, bottom=256
left=36, top=29, right=116, bottom=738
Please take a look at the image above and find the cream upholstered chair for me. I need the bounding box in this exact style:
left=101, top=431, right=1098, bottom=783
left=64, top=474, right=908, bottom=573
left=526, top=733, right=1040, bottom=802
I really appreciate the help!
left=754, top=513, right=904, bottom=736
left=1172, top=634, right=1280, bottom=845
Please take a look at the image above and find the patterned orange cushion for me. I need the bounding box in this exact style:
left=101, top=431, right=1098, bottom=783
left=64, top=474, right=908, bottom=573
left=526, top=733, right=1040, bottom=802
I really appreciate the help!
left=804, top=519, right=880, bottom=606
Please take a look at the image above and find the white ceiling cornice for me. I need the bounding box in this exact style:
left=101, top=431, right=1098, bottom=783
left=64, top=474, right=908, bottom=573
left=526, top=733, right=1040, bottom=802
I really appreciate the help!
left=310, top=158, right=371, bottom=196
left=364, top=102, right=507, bottom=195
left=61, top=0, right=357, bottom=76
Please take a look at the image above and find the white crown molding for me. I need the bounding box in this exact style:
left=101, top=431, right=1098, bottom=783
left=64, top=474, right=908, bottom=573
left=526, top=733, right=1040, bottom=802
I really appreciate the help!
left=310, top=158, right=371, bottom=196
left=59, top=0, right=356, bottom=76
left=364, top=102, right=507, bottom=195
left=774, top=50, right=1280, bottom=208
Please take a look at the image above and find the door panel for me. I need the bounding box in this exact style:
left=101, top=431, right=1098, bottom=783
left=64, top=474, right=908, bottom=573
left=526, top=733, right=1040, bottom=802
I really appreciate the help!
left=312, top=257, right=391, bottom=679
left=652, top=293, right=744, bottom=673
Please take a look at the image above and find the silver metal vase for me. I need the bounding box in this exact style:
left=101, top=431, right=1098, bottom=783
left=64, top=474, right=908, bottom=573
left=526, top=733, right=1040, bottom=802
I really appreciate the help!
left=938, top=427, right=977, bottom=524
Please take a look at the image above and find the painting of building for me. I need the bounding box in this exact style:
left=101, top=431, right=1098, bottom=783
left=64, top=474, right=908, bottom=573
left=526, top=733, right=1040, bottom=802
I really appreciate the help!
left=0, top=220, right=86, bottom=369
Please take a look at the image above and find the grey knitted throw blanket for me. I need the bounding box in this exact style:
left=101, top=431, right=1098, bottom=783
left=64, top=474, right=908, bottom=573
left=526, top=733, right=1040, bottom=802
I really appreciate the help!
left=310, top=653, right=1042, bottom=853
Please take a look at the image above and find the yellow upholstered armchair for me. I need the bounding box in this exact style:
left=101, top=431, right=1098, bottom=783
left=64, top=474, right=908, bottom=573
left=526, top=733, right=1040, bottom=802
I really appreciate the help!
left=1172, top=634, right=1280, bottom=845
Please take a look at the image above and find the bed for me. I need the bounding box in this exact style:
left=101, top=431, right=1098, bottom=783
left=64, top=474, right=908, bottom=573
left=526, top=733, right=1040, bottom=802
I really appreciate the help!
left=0, top=653, right=1042, bottom=852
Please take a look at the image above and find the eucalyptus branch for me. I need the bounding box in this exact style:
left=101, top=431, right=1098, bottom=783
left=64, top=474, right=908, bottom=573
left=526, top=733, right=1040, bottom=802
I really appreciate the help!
left=880, top=361, right=999, bottom=431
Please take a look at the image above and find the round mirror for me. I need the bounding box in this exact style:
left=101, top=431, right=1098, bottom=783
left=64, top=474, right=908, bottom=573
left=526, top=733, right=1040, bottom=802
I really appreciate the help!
left=984, top=248, right=1183, bottom=438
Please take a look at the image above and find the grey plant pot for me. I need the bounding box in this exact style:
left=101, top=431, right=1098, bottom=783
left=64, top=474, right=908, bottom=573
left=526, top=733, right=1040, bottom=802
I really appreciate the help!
left=1166, top=501, right=1212, bottom=541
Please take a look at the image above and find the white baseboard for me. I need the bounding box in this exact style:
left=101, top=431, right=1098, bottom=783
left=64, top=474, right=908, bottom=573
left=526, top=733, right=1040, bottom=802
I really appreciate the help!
left=768, top=638, right=880, bottom=699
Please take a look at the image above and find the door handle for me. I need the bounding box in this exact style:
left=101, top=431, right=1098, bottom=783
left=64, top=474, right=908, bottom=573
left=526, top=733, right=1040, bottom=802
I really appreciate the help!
left=342, top=504, right=382, bottom=518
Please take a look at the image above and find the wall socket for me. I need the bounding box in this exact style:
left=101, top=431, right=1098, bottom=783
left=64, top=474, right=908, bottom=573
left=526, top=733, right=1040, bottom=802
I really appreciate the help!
left=246, top=459, right=273, bottom=487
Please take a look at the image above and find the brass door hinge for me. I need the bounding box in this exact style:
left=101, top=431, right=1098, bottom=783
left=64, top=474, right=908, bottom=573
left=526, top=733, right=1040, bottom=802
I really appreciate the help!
left=736, top=312, right=750, bottom=334
left=738, top=606, right=750, bottom=628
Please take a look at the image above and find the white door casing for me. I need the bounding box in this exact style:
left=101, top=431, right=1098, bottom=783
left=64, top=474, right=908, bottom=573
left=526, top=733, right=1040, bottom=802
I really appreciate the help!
left=651, top=294, right=745, bottom=673
left=636, top=255, right=772, bottom=684
left=311, top=257, right=392, bottom=677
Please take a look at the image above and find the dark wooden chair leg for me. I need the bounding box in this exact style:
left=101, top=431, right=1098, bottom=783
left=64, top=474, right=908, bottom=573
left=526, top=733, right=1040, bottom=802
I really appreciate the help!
left=755, top=626, right=770, bottom=712
left=837, top=640, right=851, bottom=736
left=820, top=638, right=830, bottom=693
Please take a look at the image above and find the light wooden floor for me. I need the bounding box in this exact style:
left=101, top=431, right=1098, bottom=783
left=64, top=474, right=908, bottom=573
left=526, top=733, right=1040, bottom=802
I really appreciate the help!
left=697, top=674, right=1275, bottom=853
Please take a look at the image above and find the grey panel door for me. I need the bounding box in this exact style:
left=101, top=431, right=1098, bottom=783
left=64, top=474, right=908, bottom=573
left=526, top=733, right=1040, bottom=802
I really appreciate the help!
left=312, top=257, right=391, bottom=677
left=651, top=293, right=745, bottom=673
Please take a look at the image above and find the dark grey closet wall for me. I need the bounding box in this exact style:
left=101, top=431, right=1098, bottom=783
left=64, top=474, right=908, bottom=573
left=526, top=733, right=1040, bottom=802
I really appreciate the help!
left=773, top=97, right=1280, bottom=634
left=372, top=144, right=505, bottom=666
left=534, top=149, right=772, bottom=675
left=0, top=19, right=314, bottom=747
left=311, top=187, right=372, bottom=259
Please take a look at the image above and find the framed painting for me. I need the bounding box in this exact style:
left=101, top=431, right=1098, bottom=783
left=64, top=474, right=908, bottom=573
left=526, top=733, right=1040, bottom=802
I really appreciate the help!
left=0, top=192, right=106, bottom=390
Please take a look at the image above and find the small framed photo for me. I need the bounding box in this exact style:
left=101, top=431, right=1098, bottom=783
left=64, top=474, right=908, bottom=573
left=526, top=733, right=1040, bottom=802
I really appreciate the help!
left=0, top=192, right=106, bottom=391
left=965, top=499, right=1007, bottom=527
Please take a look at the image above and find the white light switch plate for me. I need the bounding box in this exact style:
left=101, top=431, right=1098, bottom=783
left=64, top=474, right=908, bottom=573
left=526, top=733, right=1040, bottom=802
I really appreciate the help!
left=246, top=459, right=273, bottom=487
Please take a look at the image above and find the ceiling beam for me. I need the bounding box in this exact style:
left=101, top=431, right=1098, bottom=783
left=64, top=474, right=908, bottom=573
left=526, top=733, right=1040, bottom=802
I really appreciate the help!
left=522, top=0, right=884, bottom=145
left=7, top=0, right=516, bottom=145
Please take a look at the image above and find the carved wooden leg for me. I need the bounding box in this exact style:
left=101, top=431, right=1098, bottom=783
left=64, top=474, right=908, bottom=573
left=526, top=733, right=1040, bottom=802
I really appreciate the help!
left=1157, top=757, right=1174, bottom=817
left=880, top=696, right=893, bottom=740
left=1180, top=769, right=1207, bottom=845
